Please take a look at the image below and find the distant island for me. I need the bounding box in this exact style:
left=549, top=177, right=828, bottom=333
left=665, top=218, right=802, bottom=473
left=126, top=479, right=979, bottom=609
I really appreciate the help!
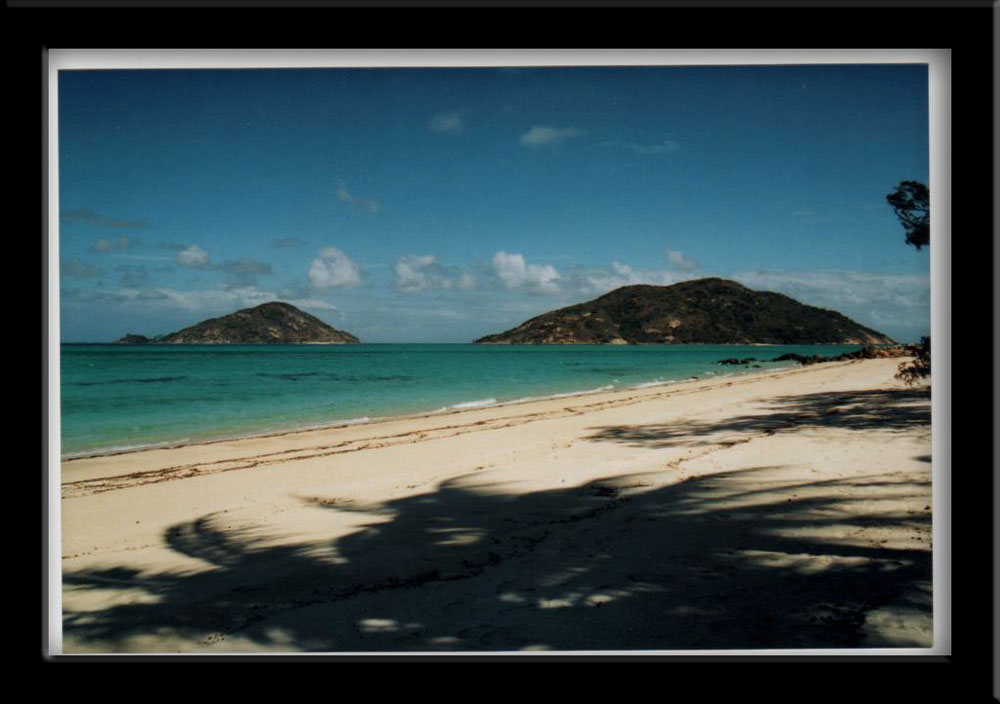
left=474, top=278, right=894, bottom=345
left=116, top=302, right=360, bottom=344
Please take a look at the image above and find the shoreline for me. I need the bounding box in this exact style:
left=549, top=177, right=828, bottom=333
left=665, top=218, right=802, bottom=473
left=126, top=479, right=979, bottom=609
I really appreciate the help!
left=60, top=359, right=823, bottom=471
left=60, top=360, right=802, bottom=461
left=58, top=357, right=932, bottom=653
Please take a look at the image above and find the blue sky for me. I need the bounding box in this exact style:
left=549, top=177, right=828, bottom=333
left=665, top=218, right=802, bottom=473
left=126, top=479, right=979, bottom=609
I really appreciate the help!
left=57, top=63, right=931, bottom=342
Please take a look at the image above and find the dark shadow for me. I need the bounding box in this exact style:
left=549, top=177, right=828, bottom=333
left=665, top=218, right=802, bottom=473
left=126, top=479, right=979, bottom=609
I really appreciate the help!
left=587, top=388, right=931, bottom=449
left=63, top=459, right=933, bottom=652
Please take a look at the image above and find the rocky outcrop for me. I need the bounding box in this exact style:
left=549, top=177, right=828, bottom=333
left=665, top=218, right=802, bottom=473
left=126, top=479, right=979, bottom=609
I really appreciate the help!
left=770, top=344, right=913, bottom=366
left=475, top=278, right=894, bottom=345
left=115, top=334, right=153, bottom=344
left=116, top=302, right=360, bottom=344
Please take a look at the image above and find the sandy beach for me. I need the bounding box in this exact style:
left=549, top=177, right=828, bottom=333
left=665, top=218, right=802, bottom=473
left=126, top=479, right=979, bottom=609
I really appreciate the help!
left=56, top=357, right=934, bottom=654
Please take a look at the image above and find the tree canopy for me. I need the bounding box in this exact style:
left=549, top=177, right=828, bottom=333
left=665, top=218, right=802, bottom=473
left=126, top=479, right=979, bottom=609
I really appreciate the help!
left=886, top=180, right=929, bottom=250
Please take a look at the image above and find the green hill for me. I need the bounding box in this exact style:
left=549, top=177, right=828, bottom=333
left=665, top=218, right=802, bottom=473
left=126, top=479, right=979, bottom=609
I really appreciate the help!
left=117, top=302, right=360, bottom=344
left=474, top=278, right=894, bottom=345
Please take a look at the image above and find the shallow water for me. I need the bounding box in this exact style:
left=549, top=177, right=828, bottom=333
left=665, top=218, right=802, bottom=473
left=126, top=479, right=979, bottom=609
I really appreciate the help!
left=58, top=343, right=860, bottom=457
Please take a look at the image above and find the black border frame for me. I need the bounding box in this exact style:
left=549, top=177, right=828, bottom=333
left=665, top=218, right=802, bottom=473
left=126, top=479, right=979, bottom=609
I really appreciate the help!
left=15, top=0, right=994, bottom=691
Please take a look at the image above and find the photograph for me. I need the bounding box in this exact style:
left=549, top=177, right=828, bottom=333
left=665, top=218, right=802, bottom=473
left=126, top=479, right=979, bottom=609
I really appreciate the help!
left=49, top=49, right=942, bottom=656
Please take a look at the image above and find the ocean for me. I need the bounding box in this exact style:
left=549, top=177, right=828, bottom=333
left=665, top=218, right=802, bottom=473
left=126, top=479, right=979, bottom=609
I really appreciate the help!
left=58, top=343, right=861, bottom=458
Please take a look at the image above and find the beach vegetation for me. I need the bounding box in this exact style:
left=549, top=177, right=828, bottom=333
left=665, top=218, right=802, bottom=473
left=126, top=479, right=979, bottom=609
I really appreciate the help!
left=886, top=180, right=930, bottom=251
left=896, top=336, right=931, bottom=386
left=887, top=180, right=931, bottom=385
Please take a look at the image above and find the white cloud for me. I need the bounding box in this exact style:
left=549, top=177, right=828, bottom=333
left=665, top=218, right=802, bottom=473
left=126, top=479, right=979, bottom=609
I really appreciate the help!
left=394, top=254, right=476, bottom=293
left=309, top=247, right=362, bottom=290
left=118, top=253, right=173, bottom=262
left=65, top=285, right=341, bottom=315
left=378, top=304, right=469, bottom=320
left=583, top=261, right=647, bottom=291
left=666, top=249, right=700, bottom=271
left=731, top=268, right=930, bottom=340
left=732, top=269, right=929, bottom=306
left=562, top=261, right=689, bottom=297
left=519, top=126, right=585, bottom=148
left=272, top=237, right=304, bottom=248
left=60, top=208, right=147, bottom=229
left=359, top=198, right=381, bottom=214
left=492, top=251, right=561, bottom=293
left=428, top=110, right=465, bottom=134
left=630, top=139, right=679, bottom=155
left=334, top=181, right=353, bottom=202
left=92, top=235, right=132, bottom=253
left=605, top=139, right=680, bottom=155
left=284, top=297, right=339, bottom=312
left=176, top=244, right=210, bottom=268
left=162, top=286, right=273, bottom=311
left=62, top=257, right=104, bottom=278
left=394, top=254, right=440, bottom=292
left=173, top=245, right=271, bottom=285
left=611, top=261, right=636, bottom=277
left=334, top=180, right=381, bottom=214
left=215, top=257, right=272, bottom=287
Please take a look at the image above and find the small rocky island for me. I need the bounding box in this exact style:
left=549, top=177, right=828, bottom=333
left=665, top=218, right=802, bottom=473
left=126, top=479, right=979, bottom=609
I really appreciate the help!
left=474, top=278, right=894, bottom=345
left=116, top=301, right=360, bottom=344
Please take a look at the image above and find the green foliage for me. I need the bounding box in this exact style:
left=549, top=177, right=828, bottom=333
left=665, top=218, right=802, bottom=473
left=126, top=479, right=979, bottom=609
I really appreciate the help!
left=886, top=180, right=929, bottom=250
left=896, top=337, right=931, bottom=386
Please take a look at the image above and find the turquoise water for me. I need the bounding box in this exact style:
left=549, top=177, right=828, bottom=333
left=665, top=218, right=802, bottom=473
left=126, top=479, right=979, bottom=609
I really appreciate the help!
left=59, top=343, right=861, bottom=457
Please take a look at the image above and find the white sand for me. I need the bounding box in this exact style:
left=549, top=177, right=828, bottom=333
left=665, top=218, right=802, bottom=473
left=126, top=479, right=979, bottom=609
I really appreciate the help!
left=58, top=357, right=933, bottom=653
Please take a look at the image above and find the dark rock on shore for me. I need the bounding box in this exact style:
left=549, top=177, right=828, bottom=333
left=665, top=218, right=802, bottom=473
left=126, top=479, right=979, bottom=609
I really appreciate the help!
left=717, top=357, right=758, bottom=365
left=773, top=352, right=827, bottom=365
left=772, top=344, right=914, bottom=366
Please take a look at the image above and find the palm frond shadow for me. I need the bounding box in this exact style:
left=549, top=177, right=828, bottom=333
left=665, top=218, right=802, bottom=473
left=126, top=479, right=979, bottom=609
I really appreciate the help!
left=587, top=388, right=931, bottom=448
left=64, top=461, right=932, bottom=652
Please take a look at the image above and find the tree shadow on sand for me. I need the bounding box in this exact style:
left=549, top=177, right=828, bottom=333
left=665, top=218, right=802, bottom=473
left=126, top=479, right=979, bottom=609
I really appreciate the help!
left=63, top=459, right=932, bottom=652
left=587, top=387, right=931, bottom=449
